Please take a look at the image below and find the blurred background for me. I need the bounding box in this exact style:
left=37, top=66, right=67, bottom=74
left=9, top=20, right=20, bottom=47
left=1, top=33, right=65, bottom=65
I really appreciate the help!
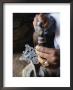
left=13, top=13, right=36, bottom=53
left=13, top=13, right=36, bottom=76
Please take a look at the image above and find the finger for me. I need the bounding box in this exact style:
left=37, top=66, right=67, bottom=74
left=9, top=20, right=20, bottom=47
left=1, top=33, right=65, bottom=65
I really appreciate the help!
left=36, top=50, right=57, bottom=63
left=47, top=56, right=57, bottom=64
left=38, top=56, right=49, bottom=66
left=38, top=56, right=46, bottom=64
left=36, top=50, right=54, bottom=60
left=35, top=45, right=55, bottom=55
left=33, top=15, right=38, bottom=26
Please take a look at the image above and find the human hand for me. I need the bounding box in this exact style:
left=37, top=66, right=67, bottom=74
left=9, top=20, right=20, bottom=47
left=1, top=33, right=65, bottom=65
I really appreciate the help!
left=35, top=45, right=60, bottom=68
left=33, top=13, right=49, bottom=29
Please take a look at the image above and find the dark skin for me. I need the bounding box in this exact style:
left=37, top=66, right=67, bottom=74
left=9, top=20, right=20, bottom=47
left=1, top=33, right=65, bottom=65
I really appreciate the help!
left=35, top=45, right=60, bottom=68
left=33, top=14, right=60, bottom=69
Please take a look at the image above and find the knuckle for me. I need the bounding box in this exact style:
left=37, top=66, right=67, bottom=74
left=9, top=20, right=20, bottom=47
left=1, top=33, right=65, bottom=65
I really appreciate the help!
left=52, top=56, right=56, bottom=61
